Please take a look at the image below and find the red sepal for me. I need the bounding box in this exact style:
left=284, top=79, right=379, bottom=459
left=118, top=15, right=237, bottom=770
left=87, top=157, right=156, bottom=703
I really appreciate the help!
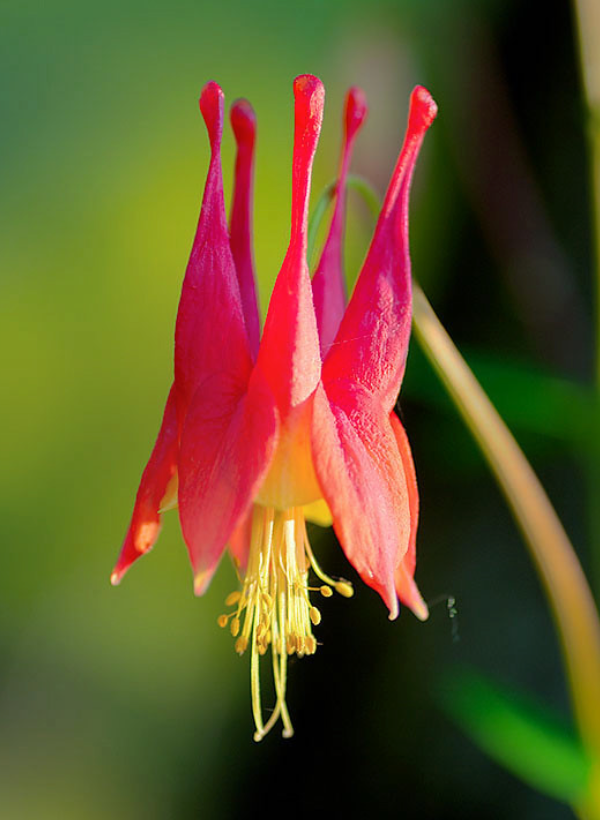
left=178, top=368, right=279, bottom=594
left=311, top=381, right=411, bottom=619
left=256, top=75, right=324, bottom=417
left=322, top=87, right=437, bottom=412
left=175, top=81, right=252, bottom=425
left=111, top=384, right=178, bottom=585
left=389, top=412, right=428, bottom=620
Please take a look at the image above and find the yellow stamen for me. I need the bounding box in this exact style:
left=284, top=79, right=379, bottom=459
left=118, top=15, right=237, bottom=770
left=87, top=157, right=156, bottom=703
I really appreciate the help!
left=335, top=581, right=354, bottom=598
left=220, top=504, right=352, bottom=740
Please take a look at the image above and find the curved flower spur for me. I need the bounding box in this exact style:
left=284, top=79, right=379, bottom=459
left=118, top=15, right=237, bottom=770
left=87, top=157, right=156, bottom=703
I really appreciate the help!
left=112, top=75, right=437, bottom=740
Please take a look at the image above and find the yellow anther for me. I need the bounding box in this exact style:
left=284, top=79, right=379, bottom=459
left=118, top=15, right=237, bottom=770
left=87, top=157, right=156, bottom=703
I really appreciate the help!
left=296, top=636, right=305, bottom=653
left=335, top=581, right=354, bottom=598
left=286, top=635, right=297, bottom=655
left=217, top=614, right=229, bottom=628
left=320, top=585, right=333, bottom=598
left=309, top=606, right=321, bottom=626
left=261, top=592, right=273, bottom=609
left=305, top=635, right=317, bottom=654
left=235, top=636, right=248, bottom=655
left=257, top=641, right=268, bottom=656
left=256, top=622, right=267, bottom=641
left=230, top=617, right=241, bottom=637
left=225, top=591, right=241, bottom=607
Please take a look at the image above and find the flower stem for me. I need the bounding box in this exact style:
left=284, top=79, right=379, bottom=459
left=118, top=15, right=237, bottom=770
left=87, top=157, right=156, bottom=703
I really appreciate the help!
left=572, top=0, right=600, bottom=607
left=307, top=174, right=382, bottom=264
left=412, top=284, right=600, bottom=763
left=573, top=0, right=600, bottom=387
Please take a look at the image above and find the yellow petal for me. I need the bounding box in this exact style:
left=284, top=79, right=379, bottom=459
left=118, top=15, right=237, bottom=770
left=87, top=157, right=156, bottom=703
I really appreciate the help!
left=303, top=498, right=333, bottom=527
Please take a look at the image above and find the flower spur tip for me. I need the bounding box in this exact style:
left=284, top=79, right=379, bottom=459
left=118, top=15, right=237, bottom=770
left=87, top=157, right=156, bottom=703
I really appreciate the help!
left=345, top=86, right=368, bottom=136
left=230, top=99, right=256, bottom=145
left=199, top=80, right=225, bottom=148
left=409, top=86, right=438, bottom=132
left=293, top=73, right=324, bottom=96
left=293, top=74, right=325, bottom=130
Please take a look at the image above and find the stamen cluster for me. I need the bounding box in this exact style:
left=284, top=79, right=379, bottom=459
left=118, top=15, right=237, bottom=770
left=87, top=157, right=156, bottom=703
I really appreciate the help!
left=218, top=506, right=353, bottom=739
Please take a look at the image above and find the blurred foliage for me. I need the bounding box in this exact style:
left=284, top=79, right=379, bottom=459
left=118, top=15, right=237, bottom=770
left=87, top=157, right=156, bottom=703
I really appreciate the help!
left=440, top=668, right=591, bottom=805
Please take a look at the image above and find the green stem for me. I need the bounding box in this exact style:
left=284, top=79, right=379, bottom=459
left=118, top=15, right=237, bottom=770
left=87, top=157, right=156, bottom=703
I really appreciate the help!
left=572, top=0, right=600, bottom=605
left=307, top=174, right=381, bottom=262
left=572, top=0, right=600, bottom=385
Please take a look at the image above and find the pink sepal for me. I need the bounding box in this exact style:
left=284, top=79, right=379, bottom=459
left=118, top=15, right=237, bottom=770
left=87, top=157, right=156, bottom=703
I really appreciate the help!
left=322, top=87, right=437, bottom=412
left=311, top=381, right=412, bottom=619
left=389, top=412, right=428, bottom=620
left=175, top=81, right=252, bottom=424
left=256, top=75, right=324, bottom=417
left=111, top=384, right=178, bottom=585
left=178, top=367, right=279, bottom=594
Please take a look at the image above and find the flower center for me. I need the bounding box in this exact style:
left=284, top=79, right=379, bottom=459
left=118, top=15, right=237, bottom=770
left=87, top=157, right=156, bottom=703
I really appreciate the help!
left=218, top=504, right=354, bottom=741
left=255, top=399, right=323, bottom=510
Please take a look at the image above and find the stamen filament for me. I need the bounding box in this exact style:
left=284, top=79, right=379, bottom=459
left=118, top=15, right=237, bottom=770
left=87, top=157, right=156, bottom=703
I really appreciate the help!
left=303, top=519, right=355, bottom=598
left=250, top=608, right=264, bottom=738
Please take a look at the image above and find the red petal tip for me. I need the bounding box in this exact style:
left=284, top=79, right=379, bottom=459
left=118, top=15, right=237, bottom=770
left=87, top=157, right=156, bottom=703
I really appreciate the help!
left=110, top=570, right=121, bottom=586
left=199, top=80, right=225, bottom=150
left=193, top=569, right=211, bottom=597
left=230, top=98, right=256, bottom=147
left=293, top=74, right=325, bottom=137
left=413, top=598, right=429, bottom=621
left=408, top=86, right=438, bottom=134
left=345, top=86, right=368, bottom=138
left=387, top=597, right=400, bottom=621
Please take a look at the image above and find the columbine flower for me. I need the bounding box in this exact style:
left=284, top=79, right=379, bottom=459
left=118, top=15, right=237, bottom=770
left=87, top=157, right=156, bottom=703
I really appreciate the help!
left=112, top=74, right=437, bottom=740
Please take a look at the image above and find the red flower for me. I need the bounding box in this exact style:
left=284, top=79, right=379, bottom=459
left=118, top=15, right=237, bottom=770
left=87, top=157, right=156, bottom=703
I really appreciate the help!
left=112, top=75, right=437, bottom=739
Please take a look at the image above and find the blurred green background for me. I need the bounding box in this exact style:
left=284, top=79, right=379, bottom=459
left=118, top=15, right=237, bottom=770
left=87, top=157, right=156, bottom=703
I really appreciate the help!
left=1, top=0, right=596, bottom=817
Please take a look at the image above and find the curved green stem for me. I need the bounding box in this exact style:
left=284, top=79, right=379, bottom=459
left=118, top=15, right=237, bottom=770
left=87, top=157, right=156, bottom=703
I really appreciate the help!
left=307, top=174, right=381, bottom=262
left=572, top=0, right=600, bottom=387
left=572, top=0, right=600, bottom=614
